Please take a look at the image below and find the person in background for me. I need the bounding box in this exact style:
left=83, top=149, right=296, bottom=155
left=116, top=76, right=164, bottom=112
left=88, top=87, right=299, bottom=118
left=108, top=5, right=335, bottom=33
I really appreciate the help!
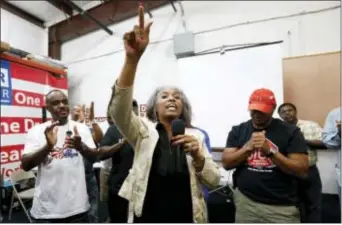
left=71, top=102, right=104, bottom=144
left=99, top=102, right=115, bottom=206
left=222, top=88, right=308, bottom=223
left=192, top=127, right=212, bottom=202
left=278, top=102, right=325, bottom=223
left=71, top=101, right=126, bottom=222
left=322, top=107, right=341, bottom=199
left=98, top=98, right=138, bottom=201
left=71, top=102, right=99, bottom=223
left=83, top=158, right=98, bottom=223
left=100, top=99, right=138, bottom=223
left=108, top=5, right=220, bottom=223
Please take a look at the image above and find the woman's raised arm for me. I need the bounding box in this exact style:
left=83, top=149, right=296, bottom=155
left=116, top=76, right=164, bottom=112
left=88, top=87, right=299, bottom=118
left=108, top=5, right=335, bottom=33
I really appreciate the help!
left=109, top=5, right=153, bottom=148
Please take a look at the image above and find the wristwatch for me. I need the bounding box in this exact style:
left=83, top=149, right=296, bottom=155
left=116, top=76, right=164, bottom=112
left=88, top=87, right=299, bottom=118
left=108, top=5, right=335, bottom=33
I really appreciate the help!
left=265, top=149, right=277, bottom=158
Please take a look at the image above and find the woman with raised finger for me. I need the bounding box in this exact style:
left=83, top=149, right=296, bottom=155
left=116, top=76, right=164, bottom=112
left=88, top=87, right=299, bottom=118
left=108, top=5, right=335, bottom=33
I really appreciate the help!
left=108, top=5, right=220, bottom=224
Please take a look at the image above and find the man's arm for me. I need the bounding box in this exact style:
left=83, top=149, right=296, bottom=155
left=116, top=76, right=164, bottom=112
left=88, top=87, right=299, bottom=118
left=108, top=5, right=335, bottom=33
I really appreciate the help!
left=21, top=128, right=51, bottom=171
left=81, top=141, right=125, bottom=162
left=79, top=125, right=124, bottom=162
left=222, top=127, right=251, bottom=170
left=270, top=152, right=308, bottom=177
left=91, top=123, right=104, bottom=144
left=76, top=124, right=99, bottom=162
left=305, top=140, right=326, bottom=149
left=222, top=147, right=251, bottom=170
left=322, top=110, right=341, bottom=149
left=21, top=144, right=52, bottom=171
left=269, top=129, right=308, bottom=177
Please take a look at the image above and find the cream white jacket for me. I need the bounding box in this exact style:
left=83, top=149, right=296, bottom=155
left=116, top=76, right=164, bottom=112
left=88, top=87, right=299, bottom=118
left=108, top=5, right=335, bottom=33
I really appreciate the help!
left=109, top=83, right=221, bottom=223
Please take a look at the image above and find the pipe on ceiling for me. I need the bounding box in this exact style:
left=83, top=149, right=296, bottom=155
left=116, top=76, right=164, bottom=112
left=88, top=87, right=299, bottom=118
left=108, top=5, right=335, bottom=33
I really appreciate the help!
left=63, top=0, right=113, bottom=35
left=177, top=1, right=187, bottom=31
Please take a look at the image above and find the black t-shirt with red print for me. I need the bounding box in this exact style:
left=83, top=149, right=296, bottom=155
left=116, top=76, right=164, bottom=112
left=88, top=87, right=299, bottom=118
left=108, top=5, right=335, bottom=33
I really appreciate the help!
left=226, top=118, right=307, bottom=205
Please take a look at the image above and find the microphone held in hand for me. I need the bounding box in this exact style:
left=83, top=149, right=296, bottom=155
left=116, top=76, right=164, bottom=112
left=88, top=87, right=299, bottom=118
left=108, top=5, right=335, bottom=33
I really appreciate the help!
left=171, top=119, right=185, bottom=173
left=64, top=131, right=73, bottom=156
left=66, top=131, right=73, bottom=137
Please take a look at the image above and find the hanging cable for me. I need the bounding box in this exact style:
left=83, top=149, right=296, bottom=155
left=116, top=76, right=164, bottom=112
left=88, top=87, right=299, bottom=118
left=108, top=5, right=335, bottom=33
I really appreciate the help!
left=177, top=0, right=187, bottom=31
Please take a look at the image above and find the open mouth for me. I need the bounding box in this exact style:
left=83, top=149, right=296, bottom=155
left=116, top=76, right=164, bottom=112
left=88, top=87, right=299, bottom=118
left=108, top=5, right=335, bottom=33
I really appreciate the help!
left=59, top=110, right=69, bottom=116
left=165, top=103, right=177, bottom=111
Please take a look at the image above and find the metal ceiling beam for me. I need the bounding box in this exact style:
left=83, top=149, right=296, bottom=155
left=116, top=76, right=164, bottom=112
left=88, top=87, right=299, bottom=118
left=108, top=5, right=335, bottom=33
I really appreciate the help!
left=144, top=2, right=153, bottom=18
left=170, top=0, right=177, bottom=12
left=63, top=0, right=113, bottom=36
left=48, top=0, right=170, bottom=44
left=0, top=1, right=45, bottom=28
left=45, top=0, right=73, bottom=17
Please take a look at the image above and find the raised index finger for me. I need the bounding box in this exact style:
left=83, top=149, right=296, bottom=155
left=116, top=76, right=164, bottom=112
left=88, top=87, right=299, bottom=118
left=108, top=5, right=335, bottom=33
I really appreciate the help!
left=138, top=4, right=144, bottom=30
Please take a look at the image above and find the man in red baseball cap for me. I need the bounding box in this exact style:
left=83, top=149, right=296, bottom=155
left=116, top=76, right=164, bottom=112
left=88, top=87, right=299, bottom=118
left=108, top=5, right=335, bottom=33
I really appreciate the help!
left=248, top=88, right=276, bottom=113
left=222, top=88, right=309, bottom=223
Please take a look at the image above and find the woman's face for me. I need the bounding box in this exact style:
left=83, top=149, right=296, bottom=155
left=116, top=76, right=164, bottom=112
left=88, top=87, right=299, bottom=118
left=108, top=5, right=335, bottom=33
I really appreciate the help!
left=155, top=88, right=183, bottom=121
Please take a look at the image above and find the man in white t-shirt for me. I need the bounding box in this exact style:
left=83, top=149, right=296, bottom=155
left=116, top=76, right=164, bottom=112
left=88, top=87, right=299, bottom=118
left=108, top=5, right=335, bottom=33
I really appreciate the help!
left=21, top=90, right=101, bottom=222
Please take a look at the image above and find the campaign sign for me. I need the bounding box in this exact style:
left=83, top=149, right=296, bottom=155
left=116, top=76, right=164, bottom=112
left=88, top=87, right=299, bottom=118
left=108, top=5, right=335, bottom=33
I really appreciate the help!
left=0, top=60, right=13, bottom=105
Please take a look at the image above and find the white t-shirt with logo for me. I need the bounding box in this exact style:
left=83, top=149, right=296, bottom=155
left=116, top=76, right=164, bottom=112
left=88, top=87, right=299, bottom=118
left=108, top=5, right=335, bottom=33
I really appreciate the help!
left=23, top=120, right=96, bottom=219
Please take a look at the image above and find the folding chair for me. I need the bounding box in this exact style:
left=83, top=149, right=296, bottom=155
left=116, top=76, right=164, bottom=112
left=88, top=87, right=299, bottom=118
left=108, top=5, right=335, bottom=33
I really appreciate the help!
left=8, top=170, right=36, bottom=223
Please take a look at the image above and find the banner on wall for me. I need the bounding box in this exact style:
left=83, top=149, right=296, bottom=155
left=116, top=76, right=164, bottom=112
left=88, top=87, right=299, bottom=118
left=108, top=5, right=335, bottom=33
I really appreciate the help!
left=79, top=103, right=145, bottom=126
left=0, top=60, right=67, bottom=186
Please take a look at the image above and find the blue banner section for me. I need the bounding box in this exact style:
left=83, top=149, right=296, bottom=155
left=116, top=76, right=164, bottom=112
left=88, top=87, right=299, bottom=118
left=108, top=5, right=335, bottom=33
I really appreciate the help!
left=0, top=60, right=13, bottom=105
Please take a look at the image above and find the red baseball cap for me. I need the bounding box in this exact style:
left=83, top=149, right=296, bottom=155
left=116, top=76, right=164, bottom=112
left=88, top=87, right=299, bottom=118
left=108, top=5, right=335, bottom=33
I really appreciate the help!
left=248, top=88, right=277, bottom=113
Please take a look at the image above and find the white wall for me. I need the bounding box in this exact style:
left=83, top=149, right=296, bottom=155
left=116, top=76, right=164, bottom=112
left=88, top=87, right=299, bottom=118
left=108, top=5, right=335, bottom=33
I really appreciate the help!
left=1, top=8, right=48, bottom=56
left=62, top=1, right=340, bottom=105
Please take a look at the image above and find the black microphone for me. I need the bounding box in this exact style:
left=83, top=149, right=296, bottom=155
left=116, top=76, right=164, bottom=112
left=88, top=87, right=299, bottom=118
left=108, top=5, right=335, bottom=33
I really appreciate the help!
left=66, top=131, right=73, bottom=137
left=171, top=119, right=185, bottom=173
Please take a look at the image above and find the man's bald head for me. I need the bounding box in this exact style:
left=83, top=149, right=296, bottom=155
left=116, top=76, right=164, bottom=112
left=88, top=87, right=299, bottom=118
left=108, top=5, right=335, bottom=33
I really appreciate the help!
left=73, top=104, right=82, bottom=111
left=45, top=89, right=67, bottom=106
left=45, top=89, right=69, bottom=124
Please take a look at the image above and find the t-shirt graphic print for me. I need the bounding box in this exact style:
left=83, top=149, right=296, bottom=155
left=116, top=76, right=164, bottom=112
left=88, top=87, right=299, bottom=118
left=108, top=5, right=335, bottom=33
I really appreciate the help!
left=44, top=138, right=79, bottom=165
left=247, top=138, right=279, bottom=172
